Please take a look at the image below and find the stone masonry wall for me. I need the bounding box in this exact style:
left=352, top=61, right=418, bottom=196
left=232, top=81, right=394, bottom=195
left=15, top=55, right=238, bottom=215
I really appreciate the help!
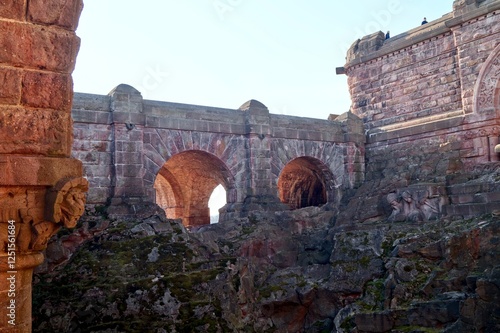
left=72, top=85, right=365, bottom=221
left=347, top=26, right=461, bottom=130
left=339, top=0, right=500, bottom=223
left=72, top=94, right=113, bottom=204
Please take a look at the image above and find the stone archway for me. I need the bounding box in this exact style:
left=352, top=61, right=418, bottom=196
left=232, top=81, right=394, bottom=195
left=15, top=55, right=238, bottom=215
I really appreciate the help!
left=472, top=43, right=500, bottom=161
left=277, top=157, right=334, bottom=210
left=473, top=43, right=500, bottom=117
left=154, top=150, right=234, bottom=227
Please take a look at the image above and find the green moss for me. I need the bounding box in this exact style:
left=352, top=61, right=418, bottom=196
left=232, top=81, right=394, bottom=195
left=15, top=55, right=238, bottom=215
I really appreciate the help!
left=174, top=298, right=231, bottom=333
left=242, top=224, right=257, bottom=235
left=359, top=255, right=371, bottom=268
left=356, top=278, right=385, bottom=311
left=259, top=284, right=286, bottom=299
left=340, top=315, right=355, bottom=331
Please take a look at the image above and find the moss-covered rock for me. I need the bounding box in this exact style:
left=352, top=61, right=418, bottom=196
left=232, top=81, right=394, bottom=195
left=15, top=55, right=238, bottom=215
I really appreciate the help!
left=33, top=209, right=500, bottom=332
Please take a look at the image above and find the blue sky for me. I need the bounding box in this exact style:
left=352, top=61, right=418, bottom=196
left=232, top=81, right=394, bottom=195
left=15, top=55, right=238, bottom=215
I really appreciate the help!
left=73, top=0, right=454, bottom=120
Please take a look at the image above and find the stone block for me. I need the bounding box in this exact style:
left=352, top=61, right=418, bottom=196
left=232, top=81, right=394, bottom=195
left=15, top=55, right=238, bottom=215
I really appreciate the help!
left=115, top=141, right=141, bottom=153
left=449, top=194, right=475, bottom=204
left=0, top=106, right=71, bottom=156
left=73, top=93, right=111, bottom=111
left=194, top=120, right=209, bottom=132
left=230, top=124, right=245, bottom=134
left=0, top=0, right=25, bottom=20
left=285, top=129, right=298, bottom=139
left=143, top=168, right=157, bottom=184
left=144, top=115, right=159, bottom=127
left=0, top=66, right=21, bottom=105
left=96, top=152, right=112, bottom=165
left=219, top=122, right=231, bottom=134
left=95, top=111, right=111, bottom=124
left=86, top=187, right=111, bottom=204
left=155, top=117, right=174, bottom=129
left=83, top=164, right=112, bottom=178
left=71, top=109, right=97, bottom=123
left=115, top=126, right=143, bottom=141
left=175, top=119, right=192, bottom=131
left=28, top=0, right=83, bottom=30
left=0, top=20, right=80, bottom=72
left=116, top=164, right=143, bottom=178
left=207, top=121, right=221, bottom=132
left=115, top=152, right=142, bottom=165
left=21, top=71, right=72, bottom=111
left=92, top=128, right=113, bottom=142
left=272, top=128, right=286, bottom=138
left=111, top=111, right=145, bottom=125
left=115, top=176, right=144, bottom=190
left=298, top=130, right=309, bottom=140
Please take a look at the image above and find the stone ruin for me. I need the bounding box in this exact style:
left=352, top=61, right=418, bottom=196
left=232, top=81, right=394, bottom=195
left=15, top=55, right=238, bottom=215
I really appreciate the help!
left=70, top=0, right=500, bottom=227
left=0, top=1, right=86, bottom=331
left=71, top=86, right=364, bottom=227
left=0, top=0, right=500, bottom=332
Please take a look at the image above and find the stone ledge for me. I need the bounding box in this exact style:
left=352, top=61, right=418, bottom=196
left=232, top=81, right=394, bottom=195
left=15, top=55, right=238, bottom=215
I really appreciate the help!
left=0, top=156, right=83, bottom=186
left=446, top=1, right=500, bottom=28
left=367, top=112, right=465, bottom=144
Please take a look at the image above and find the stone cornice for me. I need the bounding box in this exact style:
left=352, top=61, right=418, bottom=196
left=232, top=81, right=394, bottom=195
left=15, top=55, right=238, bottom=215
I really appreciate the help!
left=446, top=0, right=500, bottom=28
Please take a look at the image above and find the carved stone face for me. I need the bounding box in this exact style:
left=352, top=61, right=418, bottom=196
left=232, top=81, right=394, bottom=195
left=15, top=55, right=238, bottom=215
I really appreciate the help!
left=46, top=177, right=89, bottom=229
left=59, top=186, right=87, bottom=228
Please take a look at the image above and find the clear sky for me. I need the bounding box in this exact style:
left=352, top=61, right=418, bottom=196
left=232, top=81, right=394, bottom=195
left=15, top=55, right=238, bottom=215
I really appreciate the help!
left=73, top=0, right=454, bottom=121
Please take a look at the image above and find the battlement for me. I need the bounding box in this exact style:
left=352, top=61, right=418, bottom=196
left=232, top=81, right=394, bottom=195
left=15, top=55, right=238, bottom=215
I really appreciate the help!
left=342, top=0, right=500, bottom=67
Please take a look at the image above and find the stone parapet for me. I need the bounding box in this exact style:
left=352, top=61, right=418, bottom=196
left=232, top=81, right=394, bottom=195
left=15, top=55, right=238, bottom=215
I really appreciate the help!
left=72, top=85, right=365, bottom=223
left=344, top=1, right=500, bottom=68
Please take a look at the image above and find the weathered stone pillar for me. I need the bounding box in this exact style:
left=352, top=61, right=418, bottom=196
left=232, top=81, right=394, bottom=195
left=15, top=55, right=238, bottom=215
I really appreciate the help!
left=106, top=84, right=149, bottom=217
left=238, top=100, right=287, bottom=213
left=0, top=1, right=86, bottom=331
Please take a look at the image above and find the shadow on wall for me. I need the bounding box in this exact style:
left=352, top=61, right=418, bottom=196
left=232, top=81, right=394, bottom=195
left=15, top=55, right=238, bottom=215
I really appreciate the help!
left=278, top=157, right=334, bottom=210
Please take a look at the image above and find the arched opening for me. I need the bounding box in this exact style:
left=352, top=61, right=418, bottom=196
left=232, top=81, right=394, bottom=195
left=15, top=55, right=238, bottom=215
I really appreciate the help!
left=209, top=184, right=226, bottom=224
left=278, top=157, right=333, bottom=210
left=154, top=150, right=233, bottom=227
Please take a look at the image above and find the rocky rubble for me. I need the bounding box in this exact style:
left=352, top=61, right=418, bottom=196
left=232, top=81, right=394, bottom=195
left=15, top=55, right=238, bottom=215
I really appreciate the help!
left=33, top=205, right=500, bottom=332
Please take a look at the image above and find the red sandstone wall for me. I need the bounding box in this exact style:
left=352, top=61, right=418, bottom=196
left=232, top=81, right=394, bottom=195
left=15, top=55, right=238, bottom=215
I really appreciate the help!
left=454, top=11, right=500, bottom=114
left=0, top=1, right=82, bottom=156
left=348, top=31, right=462, bottom=129
left=340, top=1, right=500, bottom=222
left=71, top=87, right=365, bottom=220
left=345, top=3, right=499, bottom=167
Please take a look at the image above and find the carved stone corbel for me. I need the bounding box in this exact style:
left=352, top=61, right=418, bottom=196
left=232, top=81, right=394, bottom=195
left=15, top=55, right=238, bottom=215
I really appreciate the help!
left=33, top=177, right=89, bottom=250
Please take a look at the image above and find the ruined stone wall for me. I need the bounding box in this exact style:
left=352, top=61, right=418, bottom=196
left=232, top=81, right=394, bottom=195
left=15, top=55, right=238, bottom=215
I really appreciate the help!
left=72, top=85, right=365, bottom=223
left=0, top=1, right=86, bottom=331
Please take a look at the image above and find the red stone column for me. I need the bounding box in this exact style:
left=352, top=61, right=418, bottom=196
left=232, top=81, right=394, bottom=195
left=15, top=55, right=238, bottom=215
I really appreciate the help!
left=0, top=1, right=85, bottom=331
